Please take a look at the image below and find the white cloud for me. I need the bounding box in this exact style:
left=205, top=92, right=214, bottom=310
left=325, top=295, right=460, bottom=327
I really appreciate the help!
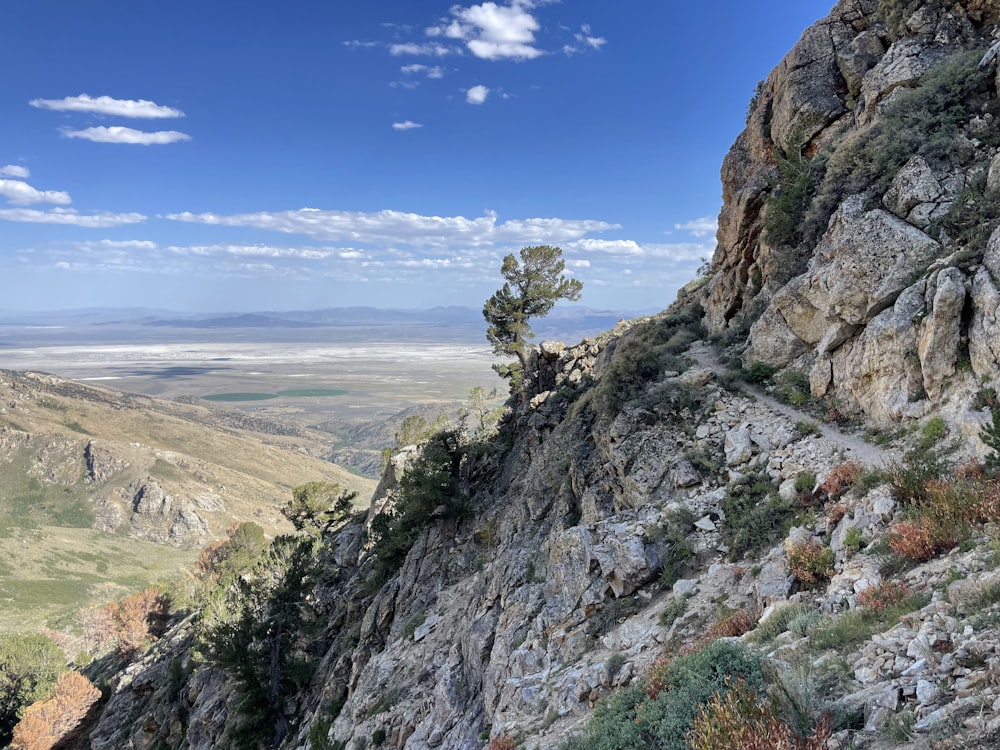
left=0, top=207, right=146, bottom=227
left=576, top=24, right=606, bottom=50
left=0, top=179, right=71, bottom=206
left=567, top=259, right=591, bottom=268
left=164, top=244, right=337, bottom=260
left=75, top=239, right=158, bottom=250
left=61, top=126, right=192, bottom=145
left=392, top=120, right=423, bottom=131
left=401, top=64, right=444, bottom=78
left=466, top=85, right=490, bottom=104
left=343, top=40, right=380, bottom=48
left=166, top=207, right=616, bottom=247
left=29, top=94, right=184, bottom=118
left=431, top=2, right=543, bottom=61
left=389, top=42, right=453, bottom=57
left=674, top=215, right=718, bottom=238
left=568, top=238, right=712, bottom=260
left=0, top=165, right=29, bottom=179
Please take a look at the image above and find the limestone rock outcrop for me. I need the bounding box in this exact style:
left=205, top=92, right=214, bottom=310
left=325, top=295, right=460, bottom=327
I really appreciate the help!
left=703, top=0, right=1000, bottom=441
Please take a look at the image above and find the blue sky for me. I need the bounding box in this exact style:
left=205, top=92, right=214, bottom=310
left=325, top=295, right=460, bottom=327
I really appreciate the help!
left=1, top=0, right=830, bottom=313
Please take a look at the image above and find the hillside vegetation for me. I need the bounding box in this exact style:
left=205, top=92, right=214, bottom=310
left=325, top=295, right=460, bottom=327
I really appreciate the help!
left=0, top=370, right=373, bottom=633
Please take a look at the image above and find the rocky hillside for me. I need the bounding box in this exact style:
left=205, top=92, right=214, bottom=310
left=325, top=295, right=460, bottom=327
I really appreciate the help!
left=0, top=370, right=373, bottom=631
left=42, top=3, right=1000, bottom=750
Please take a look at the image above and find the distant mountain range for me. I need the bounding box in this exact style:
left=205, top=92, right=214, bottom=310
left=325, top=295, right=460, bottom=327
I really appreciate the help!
left=0, top=305, right=654, bottom=343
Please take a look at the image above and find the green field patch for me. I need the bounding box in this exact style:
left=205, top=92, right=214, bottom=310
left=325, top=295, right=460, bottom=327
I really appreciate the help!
left=0, top=579, right=93, bottom=610
left=202, top=392, right=279, bottom=402
left=0, top=526, right=197, bottom=632
left=276, top=388, right=349, bottom=397
left=203, top=389, right=348, bottom=402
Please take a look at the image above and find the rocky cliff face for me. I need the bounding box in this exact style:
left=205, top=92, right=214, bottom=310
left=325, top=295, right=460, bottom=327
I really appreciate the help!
left=703, top=0, right=1000, bottom=440
left=71, top=4, right=1000, bottom=750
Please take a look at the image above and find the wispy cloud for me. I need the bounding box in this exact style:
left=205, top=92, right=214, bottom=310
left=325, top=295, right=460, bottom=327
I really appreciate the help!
left=389, top=42, right=453, bottom=57
left=577, top=24, right=606, bottom=50
left=75, top=239, right=158, bottom=250
left=29, top=94, right=184, bottom=119
left=401, top=64, right=445, bottom=78
left=163, top=244, right=338, bottom=260
left=429, top=1, right=543, bottom=61
left=61, top=126, right=192, bottom=145
left=466, top=84, right=490, bottom=104
left=392, top=120, right=423, bottom=131
left=0, top=179, right=71, bottom=206
left=674, top=215, right=718, bottom=238
left=568, top=238, right=712, bottom=260
left=0, top=165, right=30, bottom=179
left=0, top=207, right=146, bottom=227
left=166, top=207, right=616, bottom=247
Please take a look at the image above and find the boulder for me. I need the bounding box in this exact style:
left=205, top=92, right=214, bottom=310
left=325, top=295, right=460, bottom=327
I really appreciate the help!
left=917, top=267, right=966, bottom=399
left=833, top=281, right=927, bottom=422
left=768, top=17, right=847, bottom=153
left=969, top=265, right=1000, bottom=378
left=724, top=427, right=753, bottom=466
left=859, top=37, right=950, bottom=121
left=794, top=204, right=940, bottom=329
left=750, top=200, right=941, bottom=367
left=882, top=155, right=944, bottom=225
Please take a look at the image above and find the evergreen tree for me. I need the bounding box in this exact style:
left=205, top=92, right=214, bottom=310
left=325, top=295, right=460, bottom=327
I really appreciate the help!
left=281, top=482, right=357, bottom=537
left=483, top=245, right=583, bottom=384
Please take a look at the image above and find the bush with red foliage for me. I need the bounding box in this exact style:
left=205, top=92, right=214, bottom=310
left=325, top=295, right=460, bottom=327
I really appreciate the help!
left=10, top=671, right=101, bottom=750
left=888, top=518, right=955, bottom=562
left=820, top=462, right=860, bottom=499
left=687, top=676, right=831, bottom=750
left=856, top=580, right=911, bottom=613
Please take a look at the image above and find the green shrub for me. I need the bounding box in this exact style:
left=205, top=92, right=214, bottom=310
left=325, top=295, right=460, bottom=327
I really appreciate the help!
left=659, top=596, right=688, bottom=628
left=589, top=594, right=647, bottom=637
left=876, top=0, right=937, bottom=38
left=400, top=610, right=427, bottom=640
left=748, top=602, right=815, bottom=643
left=887, top=443, right=946, bottom=504
left=0, top=634, right=65, bottom=745
left=606, top=652, right=626, bottom=678
left=794, top=473, right=817, bottom=494
left=763, top=137, right=827, bottom=263
left=930, top=173, right=1000, bottom=256
left=658, top=508, right=697, bottom=588
left=199, top=535, right=322, bottom=748
left=591, top=305, right=704, bottom=416
left=774, top=370, right=811, bottom=406
left=369, top=430, right=470, bottom=572
left=686, top=446, right=722, bottom=478
left=982, top=407, right=1000, bottom=473
left=794, top=421, right=821, bottom=438
left=787, top=540, right=835, bottom=587
left=843, top=527, right=864, bottom=552
left=743, top=362, right=777, bottom=384
left=561, top=640, right=763, bottom=750
left=802, top=49, right=999, bottom=249
left=920, top=416, right=948, bottom=446
left=722, top=472, right=795, bottom=559
left=808, top=588, right=930, bottom=650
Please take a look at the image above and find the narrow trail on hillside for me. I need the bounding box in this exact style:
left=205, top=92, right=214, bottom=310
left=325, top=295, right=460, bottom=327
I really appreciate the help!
left=686, top=341, right=897, bottom=469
